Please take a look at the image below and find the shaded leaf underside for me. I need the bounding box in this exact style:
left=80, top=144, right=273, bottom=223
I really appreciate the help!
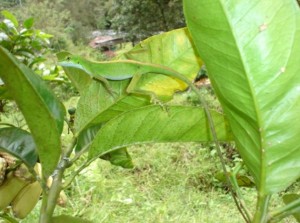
left=0, top=127, right=38, bottom=167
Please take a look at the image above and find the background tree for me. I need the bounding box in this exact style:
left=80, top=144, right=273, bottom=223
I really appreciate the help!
left=1, top=0, right=185, bottom=47
left=62, top=0, right=112, bottom=44
left=108, top=0, right=185, bottom=43
left=0, top=0, right=22, bottom=10
left=10, top=0, right=71, bottom=50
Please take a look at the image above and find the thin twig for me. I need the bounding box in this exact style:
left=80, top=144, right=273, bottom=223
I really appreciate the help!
left=191, top=84, right=251, bottom=223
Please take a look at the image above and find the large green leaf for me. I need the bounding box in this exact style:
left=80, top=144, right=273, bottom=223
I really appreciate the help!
left=88, top=105, right=232, bottom=160
left=0, top=47, right=65, bottom=178
left=0, top=127, right=38, bottom=167
left=184, top=0, right=300, bottom=194
left=73, top=81, right=141, bottom=168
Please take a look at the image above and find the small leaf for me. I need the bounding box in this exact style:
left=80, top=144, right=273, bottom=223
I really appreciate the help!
left=0, top=127, right=38, bottom=167
left=0, top=47, right=65, bottom=178
left=100, top=147, right=133, bottom=168
left=88, top=105, right=232, bottom=160
left=215, top=172, right=255, bottom=187
left=1, top=10, right=18, bottom=28
left=23, top=17, right=34, bottom=29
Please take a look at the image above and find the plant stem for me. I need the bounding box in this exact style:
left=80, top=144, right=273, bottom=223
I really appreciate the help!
left=39, top=137, right=77, bottom=223
left=252, top=194, right=271, bottom=223
left=192, top=85, right=251, bottom=223
left=63, top=156, right=96, bottom=189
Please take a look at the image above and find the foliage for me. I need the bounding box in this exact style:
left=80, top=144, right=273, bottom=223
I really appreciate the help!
left=0, top=10, right=64, bottom=112
left=0, top=10, right=74, bottom=111
left=10, top=0, right=72, bottom=51
left=184, top=0, right=300, bottom=222
left=63, top=0, right=112, bottom=44
left=1, top=0, right=185, bottom=46
left=0, top=1, right=300, bottom=222
left=108, top=0, right=185, bottom=43
left=0, top=10, right=52, bottom=69
left=0, top=27, right=229, bottom=222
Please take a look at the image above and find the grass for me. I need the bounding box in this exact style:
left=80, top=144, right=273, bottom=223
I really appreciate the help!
left=20, top=142, right=260, bottom=223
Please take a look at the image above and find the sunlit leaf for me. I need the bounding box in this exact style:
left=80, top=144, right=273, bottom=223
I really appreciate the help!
left=118, top=28, right=203, bottom=98
left=1, top=10, right=18, bottom=28
left=184, top=0, right=300, bottom=193
left=23, top=17, right=34, bottom=29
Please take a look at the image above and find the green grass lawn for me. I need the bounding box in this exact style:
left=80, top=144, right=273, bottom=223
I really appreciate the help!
left=22, top=143, right=260, bottom=223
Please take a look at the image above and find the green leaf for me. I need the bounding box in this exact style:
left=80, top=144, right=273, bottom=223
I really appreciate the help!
left=51, top=214, right=92, bottom=223
left=58, top=53, right=149, bottom=134
left=75, top=124, right=102, bottom=153
left=100, top=147, right=133, bottom=168
left=0, top=46, right=65, bottom=178
left=0, top=127, right=38, bottom=167
left=75, top=81, right=149, bottom=135
left=0, top=84, right=12, bottom=99
left=184, top=0, right=300, bottom=194
left=282, top=194, right=300, bottom=222
left=88, top=105, right=232, bottom=160
left=1, top=10, right=18, bottom=28
left=23, top=17, right=34, bottom=29
left=75, top=124, right=133, bottom=168
left=119, top=28, right=203, bottom=98
left=215, top=172, right=255, bottom=187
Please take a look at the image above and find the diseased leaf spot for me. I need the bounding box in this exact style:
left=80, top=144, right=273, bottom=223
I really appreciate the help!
left=280, top=67, right=286, bottom=73
left=259, top=23, right=268, bottom=32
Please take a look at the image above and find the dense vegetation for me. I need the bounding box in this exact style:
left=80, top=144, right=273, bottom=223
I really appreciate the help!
left=0, top=0, right=184, bottom=48
left=0, top=1, right=300, bottom=223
